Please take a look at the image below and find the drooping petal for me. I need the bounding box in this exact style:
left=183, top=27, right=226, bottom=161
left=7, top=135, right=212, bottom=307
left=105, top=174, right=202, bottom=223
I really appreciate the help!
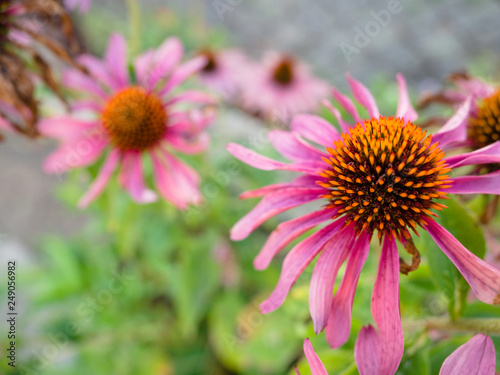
left=346, top=74, right=380, bottom=119
left=230, top=187, right=324, bottom=241
left=309, top=224, right=356, bottom=333
left=445, top=141, right=500, bottom=169
left=425, top=220, right=500, bottom=305
left=78, top=150, right=120, bottom=208
left=325, top=231, right=371, bottom=348
left=151, top=148, right=201, bottom=209
left=448, top=172, right=500, bottom=195
left=118, top=152, right=157, bottom=204
left=432, top=97, right=472, bottom=148
left=269, top=130, right=327, bottom=161
left=302, top=339, right=329, bottom=375
left=439, top=334, right=496, bottom=375
left=226, top=143, right=323, bottom=175
left=355, top=325, right=381, bottom=375
left=290, top=114, right=340, bottom=147
left=371, top=235, right=403, bottom=375
left=396, top=73, right=418, bottom=122
left=259, top=218, right=346, bottom=314
left=104, top=33, right=129, bottom=89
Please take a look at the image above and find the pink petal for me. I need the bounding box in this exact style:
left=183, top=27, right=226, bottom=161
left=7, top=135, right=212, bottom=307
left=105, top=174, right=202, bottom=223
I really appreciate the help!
left=371, top=235, right=403, bottom=375
left=241, top=175, right=322, bottom=200
left=254, top=208, right=335, bottom=270
left=425, top=220, right=500, bottom=305
left=38, top=117, right=98, bottom=140
left=226, top=143, right=323, bottom=175
left=346, top=74, right=380, bottom=119
left=259, top=218, right=345, bottom=314
left=439, top=334, right=496, bottom=375
left=136, top=37, right=184, bottom=90
left=230, top=187, right=324, bottom=241
left=165, top=132, right=210, bottom=154
left=396, top=74, right=418, bottom=122
left=104, top=33, right=129, bottom=89
left=160, top=56, right=207, bottom=97
left=269, top=130, right=326, bottom=162
left=71, top=99, right=102, bottom=113
left=118, top=152, right=157, bottom=204
left=322, top=99, right=353, bottom=133
left=325, top=231, right=371, bottom=348
left=332, top=87, right=362, bottom=124
left=303, top=339, right=329, bottom=375
left=78, top=150, right=120, bottom=208
left=445, top=141, right=500, bottom=169
left=290, top=114, right=340, bottom=147
left=78, top=54, right=116, bottom=90
left=432, top=97, right=472, bottom=148
left=151, top=148, right=201, bottom=209
left=309, top=224, right=356, bottom=333
left=355, top=325, right=381, bottom=375
left=63, top=69, right=108, bottom=100
left=448, top=172, right=500, bottom=195
left=165, top=90, right=215, bottom=107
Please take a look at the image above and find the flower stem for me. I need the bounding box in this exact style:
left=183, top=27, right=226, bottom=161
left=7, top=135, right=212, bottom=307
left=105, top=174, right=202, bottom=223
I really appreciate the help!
left=126, top=0, right=141, bottom=57
left=406, top=317, right=500, bottom=336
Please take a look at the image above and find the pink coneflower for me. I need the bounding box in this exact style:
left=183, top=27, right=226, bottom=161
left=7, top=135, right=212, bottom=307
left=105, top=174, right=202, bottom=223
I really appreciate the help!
left=299, top=334, right=496, bottom=375
left=197, top=48, right=247, bottom=99
left=64, top=0, right=91, bottom=13
left=239, top=52, right=329, bottom=122
left=228, top=74, right=500, bottom=374
left=40, top=33, right=215, bottom=208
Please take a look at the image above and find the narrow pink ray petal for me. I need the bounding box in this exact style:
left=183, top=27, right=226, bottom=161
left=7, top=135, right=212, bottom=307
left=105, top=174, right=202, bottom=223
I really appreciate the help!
left=448, top=172, right=500, bottom=194
left=332, top=87, right=362, bottom=124
left=439, top=334, right=496, bottom=375
left=38, top=117, right=98, bottom=140
left=151, top=149, right=201, bottom=209
left=346, top=74, right=380, bottom=119
left=241, top=175, right=322, bottom=200
left=396, top=73, right=418, bottom=122
left=432, top=97, right=472, bottom=147
left=165, top=132, right=210, bottom=155
left=226, top=143, right=323, bottom=174
left=165, top=90, right=215, bottom=107
left=71, top=99, right=102, bottom=113
left=355, top=325, right=381, bottom=375
left=259, top=218, right=346, bottom=314
left=371, top=235, right=403, bottom=375
left=309, top=224, right=356, bottom=333
left=63, top=69, right=108, bottom=100
left=78, top=150, right=120, bottom=208
left=78, top=54, right=116, bottom=90
left=321, top=99, right=353, bottom=133
left=325, top=231, right=371, bottom=348
left=254, top=208, right=336, bottom=270
left=230, top=187, right=324, bottom=241
left=160, top=56, right=207, bottom=97
left=426, top=220, right=500, bottom=305
left=290, top=114, right=340, bottom=147
left=104, top=33, right=129, bottom=89
left=119, top=152, right=157, bottom=204
left=269, top=130, right=327, bottom=161
left=445, top=141, right=500, bottom=168
left=303, top=339, right=329, bottom=375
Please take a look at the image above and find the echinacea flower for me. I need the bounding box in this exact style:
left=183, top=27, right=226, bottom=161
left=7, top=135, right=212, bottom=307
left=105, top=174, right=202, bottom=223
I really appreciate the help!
left=420, top=73, right=500, bottom=221
left=64, top=0, right=91, bottom=13
left=239, top=52, right=328, bottom=122
left=299, top=333, right=496, bottom=375
left=228, top=74, right=500, bottom=374
left=197, top=48, right=247, bottom=99
left=0, top=0, right=81, bottom=137
left=40, top=33, right=215, bottom=209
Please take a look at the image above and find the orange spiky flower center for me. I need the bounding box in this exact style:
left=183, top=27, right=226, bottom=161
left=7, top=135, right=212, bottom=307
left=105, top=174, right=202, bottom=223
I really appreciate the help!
left=318, top=116, right=451, bottom=240
left=469, top=89, right=500, bottom=150
left=272, top=57, right=294, bottom=86
left=102, top=87, right=167, bottom=151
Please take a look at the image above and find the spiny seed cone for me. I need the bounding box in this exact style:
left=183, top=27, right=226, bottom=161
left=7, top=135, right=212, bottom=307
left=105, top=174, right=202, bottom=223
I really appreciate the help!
left=318, top=116, right=451, bottom=240
left=469, top=90, right=500, bottom=149
left=102, top=87, right=167, bottom=151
